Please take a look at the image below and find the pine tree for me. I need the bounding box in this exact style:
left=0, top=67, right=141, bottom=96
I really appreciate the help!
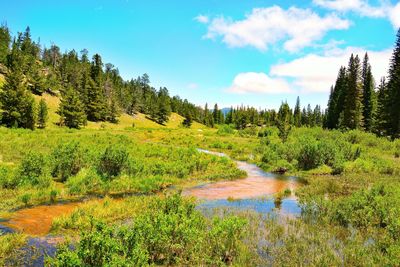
left=37, top=98, right=48, bottom=128
left=213, top=103, right=220, bottom=124
left=306, top=104, right=313, bottom=127
left=301, top=107, right=307, bottom=126
left=225, top=107, right=233, bottom=124
left=314, top=105, right=322, bottom=126
left=156, top=87, right=171, bottom=125
left=277, top=102, right=291, bottom=142
left=386, top=29, right=400, bottom=138
left=182, top=110, right=193, bottom=128
left=375, top=78, right=389, bottom=136
left=0, top=24, right=11, bottom=64
left=86, top=78, right=107, bottom=121
left=0, top=57, right=36, bottom=129
left=58, top=87, right=87, bottom=129
left=326, top=67, right=347, bottom=129
left=343, top=54, right=363, bottom=130
left=361, top=53, right=375, bottom=131
left=293, top=96, right=301, bottom=127
left=108, top=97, right=119, bottom=123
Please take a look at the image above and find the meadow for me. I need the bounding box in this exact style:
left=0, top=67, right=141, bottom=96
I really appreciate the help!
left=1, top=111, right=400, bottom=266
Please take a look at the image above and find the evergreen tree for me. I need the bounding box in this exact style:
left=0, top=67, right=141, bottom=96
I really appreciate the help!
left=213, top=103, right=219, bottom=124
left=301, top=107, right=307, bottom=126
left=306, top=104, right=313, bottom=127
left=156, top=87, right=171, bottom=125
left=86, top=78, right=107, bottom=121
left=386, top=29, right=400, bottom=138
left=375, top=78, right=389, bottom=136
left=0, top=24, right=11, bottom=64
left=37, top=98, right=48, bottom=129
left=277, top=102, right=291, bottom=142
left=58, top=86, right=87, bottom=129
left=225, top=107, right=233, bottom=125
left=314, top=105, right=322, bottom=126
left=293, top=96, right=301, bottom=127
left=0, top=50, right=36, bottom=129
left=343, top=54, right=363, bottom=129
left=326, top=67, right=347, bottom=129
left=361, top=53, right=375, bottom=131
left=108, top=97, right=119, bottom=123
left=182, top=110, right=193, bottom=128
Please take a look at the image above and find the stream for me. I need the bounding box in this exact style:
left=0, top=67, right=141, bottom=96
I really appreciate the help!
left=0, top=148, right=302, bottom=266
left=184, top=149, right=302, bottom=216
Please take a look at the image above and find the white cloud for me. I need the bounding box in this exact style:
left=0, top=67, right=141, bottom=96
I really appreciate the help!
left=270, top=47, right=392, bottom=93
left=195, top=15, right=209, bottom=24
left=389, top=2, right=400, bottom=28
left=313, top=0, right=385, bottom=17
left=226, top=72, right=292, bottom=94
left=201, top=6, right=350, bottom=52
left=314, top=0, right=400, bottom=28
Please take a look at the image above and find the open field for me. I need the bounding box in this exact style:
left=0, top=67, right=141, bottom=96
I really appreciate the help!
left=1, top=117, right=399, bottom=265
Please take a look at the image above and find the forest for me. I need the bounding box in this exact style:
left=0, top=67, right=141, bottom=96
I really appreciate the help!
left=0, top=23, right=399, bottom=266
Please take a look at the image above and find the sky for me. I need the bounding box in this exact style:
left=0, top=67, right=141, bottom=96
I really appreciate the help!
left=1, top=0, right=399, bottom=109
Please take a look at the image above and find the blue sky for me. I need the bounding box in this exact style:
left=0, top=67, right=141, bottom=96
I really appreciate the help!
left=1, top=0, right=399, bottom=109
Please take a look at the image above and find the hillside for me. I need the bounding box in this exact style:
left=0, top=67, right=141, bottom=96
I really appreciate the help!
left=34, top=93, right=206, bottom=130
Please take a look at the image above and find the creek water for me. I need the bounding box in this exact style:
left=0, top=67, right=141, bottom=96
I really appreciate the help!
left=0, top=148, right=302, bottom=266
left=185, top=149, right=302, bottom=217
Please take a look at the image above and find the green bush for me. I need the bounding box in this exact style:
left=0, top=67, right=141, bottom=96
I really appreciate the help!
left=66, top=168, right=103, bottom=195
left=217, top=124, right=234, bottom=135
left=18, top=151, right=49, bottom=186
left=51, top=142, right=85, bottom=182
left=297, top=139, right=324, bottom=170
left=97, top=145, right=129, bottom=179
left=50, top=194, right=252, bottom=266
left=0, top=165, right=18, bottom=189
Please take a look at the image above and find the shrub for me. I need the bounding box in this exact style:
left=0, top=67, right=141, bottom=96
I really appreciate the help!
left=297, top=140, right=324, bottom=170
left=18, top=151, right=48, bottom=186
left=51, top=142, right=85, bottom=182
left=0, top=165, right=18, bottom=189
left=20, top=193, right=31, bottom=206
left=258, top=128, right=273, bottom=138
left=50, top=194, right=252, bottom=266
left=217, top=124, right=234, bottom=135
left=49, top=189, right=58, bottom=203
left=66, top=168, right=103, bottom=195
left=208, top=216, right=247, bottom=265
left=97, top=145, right=129, bottom=179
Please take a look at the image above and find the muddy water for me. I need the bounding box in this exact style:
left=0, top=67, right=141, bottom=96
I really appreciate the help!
left=184, top=161, right=298, bottom=200
left=2, top=202, right=80, bottom=236
left=185, top=149, right=302, bottom=216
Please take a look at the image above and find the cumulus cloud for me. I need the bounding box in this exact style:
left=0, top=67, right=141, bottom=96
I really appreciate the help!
left=195, top=15, right=209, bottom=24
left=314, top=0, right=400, bottom=28
left=389, top=2, right=400, bottom=28
left=200, top=6, right=350, bottom=52
left=226, top=72, right=292, bottom=94
left=270, top=47, right=392, bottom=93
left=313, top=0, right=385, bottom=17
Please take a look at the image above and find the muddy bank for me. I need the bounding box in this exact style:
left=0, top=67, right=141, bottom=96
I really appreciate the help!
left=2, top=202, right=80, bottom=236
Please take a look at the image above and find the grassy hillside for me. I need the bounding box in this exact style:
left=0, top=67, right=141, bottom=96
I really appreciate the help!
left=34, top=93, right=206, bottom=130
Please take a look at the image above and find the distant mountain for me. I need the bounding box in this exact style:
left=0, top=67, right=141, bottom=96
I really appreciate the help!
left=221, top=108, right=231, bottom=115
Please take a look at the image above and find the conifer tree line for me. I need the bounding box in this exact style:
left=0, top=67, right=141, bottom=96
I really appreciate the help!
left=222, top=100, right=324, bottom=130
left=325, top=28, right=400, bottom=139
left=0, top=25, right=203, bottom=129
left=1, top=25, right=400, bottom=137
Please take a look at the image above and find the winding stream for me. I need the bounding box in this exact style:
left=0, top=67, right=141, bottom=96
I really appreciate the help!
left=184, top=149, right=302, bottom=216
left=0, top=148, right=302, bottom=266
